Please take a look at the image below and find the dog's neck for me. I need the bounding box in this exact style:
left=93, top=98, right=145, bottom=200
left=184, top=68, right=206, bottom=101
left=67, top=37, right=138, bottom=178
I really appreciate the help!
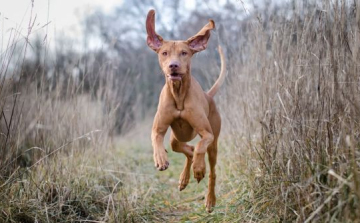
left=166, top=74, right=191, bottom=111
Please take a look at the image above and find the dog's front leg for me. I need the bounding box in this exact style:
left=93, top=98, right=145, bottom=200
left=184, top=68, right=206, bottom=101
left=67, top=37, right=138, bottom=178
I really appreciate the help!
left=151, top=112, right=170, bottom=171
left=184, top=112, right=214, bottom=182
left=192, top=129, right=213, bottom=182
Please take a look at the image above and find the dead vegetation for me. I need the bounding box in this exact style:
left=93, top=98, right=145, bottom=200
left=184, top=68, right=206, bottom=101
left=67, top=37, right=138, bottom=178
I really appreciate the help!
left=220, top=1, right=360, bottom=221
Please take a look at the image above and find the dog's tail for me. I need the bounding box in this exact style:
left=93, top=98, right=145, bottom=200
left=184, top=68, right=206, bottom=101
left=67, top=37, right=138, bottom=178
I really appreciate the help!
left=207, top=45, right=226, bottom=98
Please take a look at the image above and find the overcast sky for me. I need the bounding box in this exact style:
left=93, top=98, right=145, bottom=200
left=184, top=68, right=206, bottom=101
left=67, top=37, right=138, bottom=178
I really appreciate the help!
left=0, top=0, right=122, bottom=52
left=0, top=0, right=249, bottom=53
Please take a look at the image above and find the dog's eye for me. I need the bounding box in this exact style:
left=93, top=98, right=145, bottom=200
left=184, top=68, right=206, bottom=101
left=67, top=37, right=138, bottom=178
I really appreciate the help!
left=181, top=51, right=188, bottom=56
left=162, top=52, right=168, bottom=56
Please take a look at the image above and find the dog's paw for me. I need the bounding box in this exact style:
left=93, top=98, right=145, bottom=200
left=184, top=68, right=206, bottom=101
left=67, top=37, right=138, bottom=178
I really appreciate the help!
left=178, top=169, right=191, bottom=191
left=178, top=177, right=189, bottom=191
left=153, top=150, right=169, bottom=171
left=192, top=153, right=206, bottom=183
left=205, top=193, right=216, bottom=213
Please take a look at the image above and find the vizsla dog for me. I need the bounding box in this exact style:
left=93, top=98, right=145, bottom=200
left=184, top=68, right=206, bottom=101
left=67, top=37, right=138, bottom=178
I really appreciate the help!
left=146, top=9, right=226, bottom=213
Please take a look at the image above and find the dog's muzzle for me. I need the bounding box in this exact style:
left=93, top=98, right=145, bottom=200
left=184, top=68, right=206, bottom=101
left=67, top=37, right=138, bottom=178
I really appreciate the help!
left=168, top=73, right=182, bottom=81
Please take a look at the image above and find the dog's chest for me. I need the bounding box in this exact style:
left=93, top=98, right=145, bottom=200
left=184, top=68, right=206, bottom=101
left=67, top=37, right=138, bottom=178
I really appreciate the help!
left=171, top=118, right=191, bottom=130
left=170, top=118, right=195, bottom=142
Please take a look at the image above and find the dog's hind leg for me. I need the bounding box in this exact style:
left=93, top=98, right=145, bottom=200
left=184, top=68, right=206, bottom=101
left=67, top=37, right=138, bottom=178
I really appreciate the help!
left=206, top=105, right=221, bottom=213
left=206, top=139, right=218, bottom=213
left=170, top=132, right=194, bottom=191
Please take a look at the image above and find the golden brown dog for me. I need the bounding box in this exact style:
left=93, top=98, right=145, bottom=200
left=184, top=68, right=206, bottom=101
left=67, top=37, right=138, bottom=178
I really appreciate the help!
left=146, top=9, right=226, bottom=212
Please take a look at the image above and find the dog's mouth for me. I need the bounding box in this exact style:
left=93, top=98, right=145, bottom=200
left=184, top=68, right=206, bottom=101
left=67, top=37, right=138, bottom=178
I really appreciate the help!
left=168, top=72, right=182, bottom=81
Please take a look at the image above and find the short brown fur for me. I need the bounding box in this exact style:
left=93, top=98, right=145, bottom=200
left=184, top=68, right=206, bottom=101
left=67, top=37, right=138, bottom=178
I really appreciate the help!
left=146, top=9, right=226, bottom=213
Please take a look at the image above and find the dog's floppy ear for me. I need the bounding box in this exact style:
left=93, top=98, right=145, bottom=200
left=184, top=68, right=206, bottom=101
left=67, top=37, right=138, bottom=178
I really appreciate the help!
left=146, top=9, right=163, bottom=52
left=187, top=20, right=215, bottom=53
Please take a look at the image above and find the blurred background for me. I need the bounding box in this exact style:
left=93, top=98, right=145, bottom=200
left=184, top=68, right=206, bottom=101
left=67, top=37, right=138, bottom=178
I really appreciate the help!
left=1, top=0, right=360, bottom=222
left=0, top=0, right=250, bottom=136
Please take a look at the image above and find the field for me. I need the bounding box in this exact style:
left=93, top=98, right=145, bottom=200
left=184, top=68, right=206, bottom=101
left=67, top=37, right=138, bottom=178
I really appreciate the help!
left=1, top=0, right=360, bottom=222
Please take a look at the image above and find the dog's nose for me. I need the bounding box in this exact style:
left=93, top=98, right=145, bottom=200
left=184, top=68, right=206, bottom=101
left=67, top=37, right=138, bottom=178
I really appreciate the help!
left=169, top=61, right=180, bottom=69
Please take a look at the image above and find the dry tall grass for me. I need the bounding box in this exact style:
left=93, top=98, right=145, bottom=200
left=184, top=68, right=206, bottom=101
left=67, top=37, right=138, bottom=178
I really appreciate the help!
left=219, top=1, right=360, bottom=221
left=0, top=11, right=136, bottom=220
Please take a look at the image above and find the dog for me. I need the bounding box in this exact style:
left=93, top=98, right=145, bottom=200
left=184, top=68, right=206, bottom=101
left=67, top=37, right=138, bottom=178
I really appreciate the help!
left=146, top=9, right=226, bottom=213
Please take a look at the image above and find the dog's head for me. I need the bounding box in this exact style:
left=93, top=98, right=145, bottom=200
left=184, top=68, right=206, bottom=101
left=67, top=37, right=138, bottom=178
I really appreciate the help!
left=146, top=9, right=214, bottom=82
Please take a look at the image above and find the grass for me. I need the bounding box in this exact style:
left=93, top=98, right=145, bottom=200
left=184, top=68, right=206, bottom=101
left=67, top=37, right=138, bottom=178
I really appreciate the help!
left=216, top=1, right=360, bottom=221
left=0, top=124, right=251, bottom=222
left=108, top=130, right=253, bottom=222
